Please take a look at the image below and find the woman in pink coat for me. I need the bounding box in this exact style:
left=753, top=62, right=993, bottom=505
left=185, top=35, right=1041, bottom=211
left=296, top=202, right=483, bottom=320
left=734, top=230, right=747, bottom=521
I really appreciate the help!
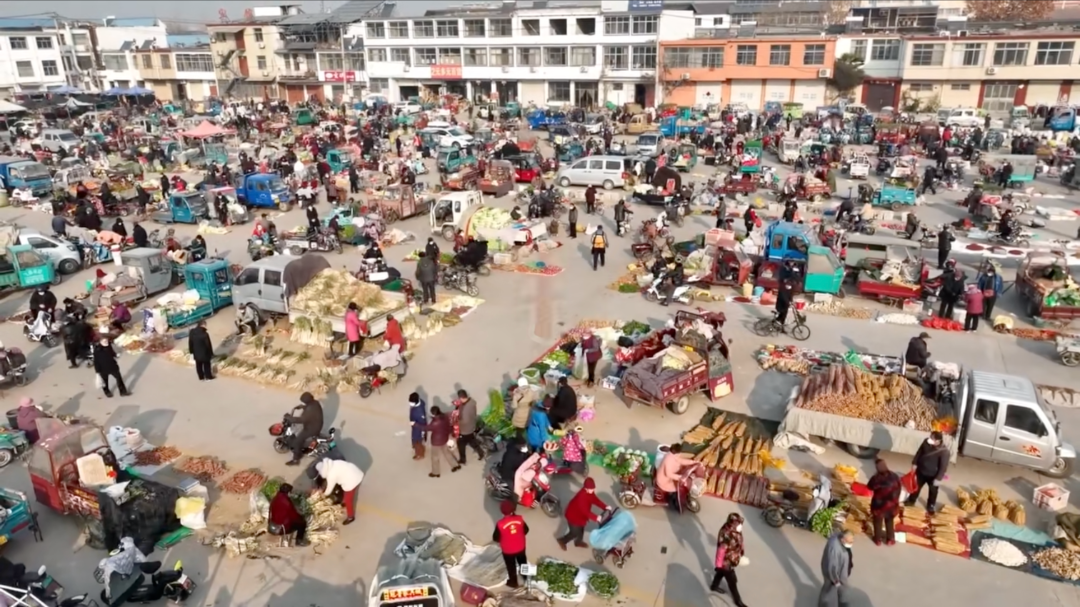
left=963, top=285, right=984, bottom=332
left=344, top=303, right=366, bottom=356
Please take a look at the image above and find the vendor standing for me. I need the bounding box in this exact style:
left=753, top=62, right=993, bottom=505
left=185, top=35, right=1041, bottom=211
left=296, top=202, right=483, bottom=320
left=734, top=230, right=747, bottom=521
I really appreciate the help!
left=549, top=377, right=577, bottom=429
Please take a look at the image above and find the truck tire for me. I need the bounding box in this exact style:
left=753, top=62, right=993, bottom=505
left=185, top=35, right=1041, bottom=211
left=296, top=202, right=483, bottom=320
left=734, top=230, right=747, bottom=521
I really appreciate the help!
left=1043, top=456, right=1074, bottom=479
left=840, top=442, right=880, bottom=459
left=58, top=258, right=80, bottom=275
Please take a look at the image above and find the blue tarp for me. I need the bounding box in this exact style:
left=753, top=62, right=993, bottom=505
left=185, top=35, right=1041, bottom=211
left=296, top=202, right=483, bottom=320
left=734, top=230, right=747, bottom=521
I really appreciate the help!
left=49, top=85, right=83, bottom=95
left=588, top=509, right=636, bottom=552
left=103, top=87, right=154, bottom=97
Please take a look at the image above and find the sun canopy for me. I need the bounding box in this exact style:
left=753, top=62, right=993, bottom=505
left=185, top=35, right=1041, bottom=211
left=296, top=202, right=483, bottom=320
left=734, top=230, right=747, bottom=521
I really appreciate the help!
left=50, top=85, right=83, bottom=95
left=0, top=100, right=27, bottom=114
left=180, top=120, right=233, bottom=139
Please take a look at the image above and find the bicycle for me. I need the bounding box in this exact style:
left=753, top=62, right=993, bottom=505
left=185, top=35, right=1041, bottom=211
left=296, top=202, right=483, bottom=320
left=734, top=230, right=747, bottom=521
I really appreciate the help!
left=753, top=309, right=811, bottom=341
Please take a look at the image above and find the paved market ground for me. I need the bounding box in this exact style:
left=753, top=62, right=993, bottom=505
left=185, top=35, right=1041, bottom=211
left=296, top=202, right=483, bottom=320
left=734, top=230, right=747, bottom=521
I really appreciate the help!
left=0, top=138, right=1078, bottom=606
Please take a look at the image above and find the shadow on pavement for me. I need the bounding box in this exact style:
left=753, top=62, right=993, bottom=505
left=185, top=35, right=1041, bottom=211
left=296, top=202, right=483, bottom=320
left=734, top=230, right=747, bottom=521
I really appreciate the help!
left=664, top=561, right=709, bottom=607
left=103, top=403, right=177, bottom=444
left=748, top=509, right=820, bottom=607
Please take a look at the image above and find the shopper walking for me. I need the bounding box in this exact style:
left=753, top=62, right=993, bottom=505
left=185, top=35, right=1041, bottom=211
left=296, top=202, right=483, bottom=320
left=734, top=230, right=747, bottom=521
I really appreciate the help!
left=709, top=513, right=749, bottom=607
left=867, top=459, right=901, bottom=546
left=93, top=336, right=130, bottom=398
left=580, top=332, right=602, bottom=387
left=977, top=266, right=1003, bottom=321
left=408, top=392, right=427, bottom=460
left=414, top=251, right=438, bottom=305
left=557, top=477, right=609, bottom=550
left=454, top=389, right=485, bottom=465
left=905, top=431, right=949, bottom=513
left=493, top=501, right=529, bottom=588
left=963, top=284, right=984, bottom=332
left=420, top=406, right=459, bottom=478
left=818, top=530, right=854, bottom=607
left=567, top=204, right=578, bottom=239
left=187, top=320, right=214, bottom=381
left=344, top=302, right=367, bottom=356
left=590, top=227, right=608, bottom=271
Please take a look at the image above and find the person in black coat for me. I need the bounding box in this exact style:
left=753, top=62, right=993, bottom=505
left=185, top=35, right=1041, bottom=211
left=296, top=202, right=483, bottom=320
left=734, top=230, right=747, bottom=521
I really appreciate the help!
left=549, top=377, right=577, bottom=430
left=61, top=318, right=83, bottom=368
left=159, top=174, right=170, bottom=196
left=905, top=431, right=949, bottom=513
left=775, top=280, right=794, bottom=329
left=306, top=204, right=320, bottom=232
left=29, top=286, right=57, bottom=317
left=111, top=217, right=127, bottom=239
left=135, top=184, right=150, bottom=214
left=936, top=227, right=954, bottom=269
left=93, top=336, right=129, bottom=398
left=285, top=392, right=325, bottom=465
left=187, top=320, right=214, bottom=381
left=348, top=165, right=360, bottom=194
left=938, top=267, right=964, bottom=320
left=921, top=165, right=937, bottom=195
left=132, top=222, right=148, bottom=248
left=904, top=332, right=931, bottom=369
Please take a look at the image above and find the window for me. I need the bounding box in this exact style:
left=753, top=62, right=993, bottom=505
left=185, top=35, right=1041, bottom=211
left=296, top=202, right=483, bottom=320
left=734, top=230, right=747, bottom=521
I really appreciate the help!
left=253, top=28, right=264, bottom=42
left=323, top=54, right=343, bottom=70
left=1036, top=41, right=1073, bottom=65
left=415, top=48, right=437, bottom=65
left=175, top=54, right=214, bottom=72
left=603, top=46, right=627, bottom=70
left=576, top=18, right=595, bottom=35
left=982, top=82, right=1018, bottom=113
left=102, top=54, right=130, bottom=71
left=522, top=20, right=540, bottom=36
left=490, top=47, right=513, bottom=66
left=632, top=15, right=658, bottom=34
left=849, top=39, right=867, bottom=61
left=954, top=42, right=985, bottom=67
left=388, top=21, right=409, bottom=38
left=464, top=48, right=486, bottom=66
left=76, top=55, right=92, bottom=70
left=369, top=78, right=388, bottom=93
left=974, top=399, right=998, bottom=424
left=368, top=48, right=387, bottom=62
left=570, top=46, right=595, bottom=67
left=256, top=55, right=267, bottom=70
left=390, top=48, right=410, bottom=64
left=544, top=47, right=567, bottom=67
left=26, top=237, right=56, bottom=250
left=908, top=83, right=934, bottom=92
left=262, top=270, right=282, bottom=287
left=40, top=60, right=58, bottom=77
left=950, top=83, right=970, bottom=91
left=632, top=46, right=656, bottom=69
left=549, top=19, right=567, bottom=36
left=548, top=81, right=570, bottom=102
left=664, top=47, right=723, bottom=68
left=518, top=47, right=541, bottom=67
left=160, top=55, right=171, bottom=69
left=366, top=23, right=385, bottom=39
left=769, top=44, right=790, bottom=66
left=701, top=47, right=724, bottom=68
left=490, top=19, right=512, bottom=37
left=736, top=45, right=758, bottom=66
left=870, top=39, right=900, bottom=61
left=910, top=43, right=944, bottom=66
left=9, top=37, right=26, bottom=50
left=464, top=19, right=485, bottom=37
left=414, top=21, right=434, bottom=38
left=605, top=16, right=630, bottom=35
left=35, top=37, right=52, bottom=50
left=437, top=48, right=461, bottom=64
left=993, top=42, right=1028, bottom=66
left=141, top=55, right=152, bottom=69
left=347, top=53, right=364, bottom=71
left=1005, top=406, right=1047, bottom=436
left=235, top=268, right=260, bottom=286
left=436, top=20, right=459, bottom=37
left=803, top=44, right=826, bottom=66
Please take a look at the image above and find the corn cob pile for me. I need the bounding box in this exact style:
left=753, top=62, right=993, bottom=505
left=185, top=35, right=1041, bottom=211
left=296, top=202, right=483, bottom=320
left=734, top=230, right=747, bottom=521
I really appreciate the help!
left=684, top=412, right=774, bottom=508
left=793, top=364, right=936, bottom=430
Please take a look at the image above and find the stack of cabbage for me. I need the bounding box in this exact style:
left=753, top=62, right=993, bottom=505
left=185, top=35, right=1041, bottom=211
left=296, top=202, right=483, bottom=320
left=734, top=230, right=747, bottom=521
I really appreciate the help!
left=468, top=207, right=512, bottom=234
left=290, top=270, right=401, bottom=346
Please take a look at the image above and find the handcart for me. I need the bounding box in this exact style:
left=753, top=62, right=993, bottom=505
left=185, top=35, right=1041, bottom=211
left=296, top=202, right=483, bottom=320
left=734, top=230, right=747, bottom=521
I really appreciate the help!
left=589, top=508, right=636, bottom=568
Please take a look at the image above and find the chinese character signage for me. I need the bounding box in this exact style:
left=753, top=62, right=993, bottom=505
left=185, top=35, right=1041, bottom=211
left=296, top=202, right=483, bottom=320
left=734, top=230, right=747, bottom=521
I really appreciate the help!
left=430, top=64, right=462, bottom=80
left=320, top=70, right=359, bottom=83
left=379, top=585, right=440, bottom=607
left=628, top=0, right=664, bottom=11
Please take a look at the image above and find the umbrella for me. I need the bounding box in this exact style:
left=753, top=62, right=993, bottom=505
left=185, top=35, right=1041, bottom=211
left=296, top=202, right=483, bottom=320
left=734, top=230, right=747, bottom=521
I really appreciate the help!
left=50, top=85, right=83, bottom=95
left=102, top=87, right=127, bottom=96
left=0, top=100, right=27, bottom=114
left=125, top=87, right=153, bottom=96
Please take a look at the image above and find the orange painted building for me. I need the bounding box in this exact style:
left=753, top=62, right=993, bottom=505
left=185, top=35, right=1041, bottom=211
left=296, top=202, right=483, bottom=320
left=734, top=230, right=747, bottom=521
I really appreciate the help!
left=659, top=37, right=837, bottom=110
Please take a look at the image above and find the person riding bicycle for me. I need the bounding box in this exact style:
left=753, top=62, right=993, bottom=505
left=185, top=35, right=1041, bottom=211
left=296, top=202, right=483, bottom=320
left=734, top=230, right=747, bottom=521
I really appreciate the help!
left=775, top=280, right=794, bottom=332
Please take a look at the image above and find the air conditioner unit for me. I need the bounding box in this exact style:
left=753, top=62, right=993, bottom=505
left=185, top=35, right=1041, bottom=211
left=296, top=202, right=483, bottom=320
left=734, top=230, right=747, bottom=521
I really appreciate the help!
left=986, top=66, right=998, bottom=75
left=579, top=66, right=587, bottom=73
left=501, top=66, right=509, bottom=73
left=403, top=65, right=410, bottom=72
left=681, top=73, right=690, bottom=80
left=258, top=42, right=265, bottom=49
left=262, top=70, right=270, bottom=77
left=529, top=66, right=537, bottom=73
left=818, top=68, right=831, bottom=78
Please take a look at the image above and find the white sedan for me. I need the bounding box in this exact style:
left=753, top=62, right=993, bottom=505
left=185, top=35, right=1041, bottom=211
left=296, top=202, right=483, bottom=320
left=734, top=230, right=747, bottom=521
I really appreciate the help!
left=394, top=101, right=423, bottom=115
left=429, top=126, right=474, bottom=149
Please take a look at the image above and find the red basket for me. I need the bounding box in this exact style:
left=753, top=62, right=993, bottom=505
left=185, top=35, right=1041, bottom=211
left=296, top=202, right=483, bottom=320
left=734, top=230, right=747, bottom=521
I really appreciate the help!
left=268, top=423, right=284, bottom=436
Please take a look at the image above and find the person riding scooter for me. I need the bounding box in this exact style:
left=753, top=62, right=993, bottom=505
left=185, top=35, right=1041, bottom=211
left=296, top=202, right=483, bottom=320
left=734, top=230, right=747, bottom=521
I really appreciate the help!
left=513, top=450, right=544, bottom=505
left=661, top=261, right=686, bottom=306
left=653, top=444, right=695, bottom=509
left=284, top=392, right=324, bottom=466
left=499, top=439, right=531, bottom=485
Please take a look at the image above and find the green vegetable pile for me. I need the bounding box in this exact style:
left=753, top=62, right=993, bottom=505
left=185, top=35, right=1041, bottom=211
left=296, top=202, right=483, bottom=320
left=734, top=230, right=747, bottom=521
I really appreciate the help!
left=479, top=389, right=514, bottom=437
left=617, top=283, right=640, bottom=293
left=810, top=505, right=841, bottom=538
left=587, top=572, right=620, bottom=598
left=543, top=349, right=571, bottom=368
left=621, top=320, right=650, bottom=336
left=536, top=560, right=579, bottom=595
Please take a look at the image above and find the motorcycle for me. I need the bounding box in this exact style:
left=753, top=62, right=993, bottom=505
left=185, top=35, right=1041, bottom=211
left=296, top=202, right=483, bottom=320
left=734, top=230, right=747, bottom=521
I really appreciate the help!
left=247, top=235, right=282, bottom=261
left=990, top=228, right=1031, bottom=247
left=643, top=275, right=700, bottom=305
left=439, top=265, right=480, bottom=297
left=95, top=561, right=195, bottom=606
left=763, top=475, right=835, bottom=529
left=268, top=407, right=339, bottom=458
left=616, top=209, right=633, bottom=237
left=23, top=311, right=59, bottom=348
left=484, top=459, right=561, bottom=518
left=283, top=228, right=342, bottom=256
left=617, top=460, right=705, bottom=514
left=837, top=214, right=876, bottom=235
left=0, top=347, right=29, bottom=387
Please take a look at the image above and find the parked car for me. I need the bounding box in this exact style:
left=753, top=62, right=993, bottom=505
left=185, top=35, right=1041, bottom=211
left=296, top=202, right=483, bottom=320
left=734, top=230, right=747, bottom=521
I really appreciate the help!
left=635, top=133, right=663, bottom=157
left=556, top=156, right=628, bottom=190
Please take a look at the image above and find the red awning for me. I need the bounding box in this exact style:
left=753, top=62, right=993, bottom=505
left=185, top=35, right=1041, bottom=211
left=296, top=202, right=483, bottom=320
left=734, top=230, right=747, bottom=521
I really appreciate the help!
left=180, top=120, right=233, bottom=139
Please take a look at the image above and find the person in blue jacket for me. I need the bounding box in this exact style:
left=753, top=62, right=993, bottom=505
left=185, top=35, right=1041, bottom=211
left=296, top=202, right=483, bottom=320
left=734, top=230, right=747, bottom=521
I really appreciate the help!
left=526, top=399, right=552, bottom=453
left=976, top=266, right=1004, bottom=321
left=409, top=392, right=427, bottom=460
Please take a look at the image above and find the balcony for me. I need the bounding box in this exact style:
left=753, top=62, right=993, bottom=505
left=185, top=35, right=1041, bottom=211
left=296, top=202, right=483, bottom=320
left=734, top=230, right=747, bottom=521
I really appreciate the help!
left=278, top=70, right=319, bottom=83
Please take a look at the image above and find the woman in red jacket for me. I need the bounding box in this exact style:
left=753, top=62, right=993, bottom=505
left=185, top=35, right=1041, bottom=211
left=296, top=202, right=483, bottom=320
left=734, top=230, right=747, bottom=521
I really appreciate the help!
left=269, top=483, right=309, bottom=546
left=557, top=477, right=609, bottom=550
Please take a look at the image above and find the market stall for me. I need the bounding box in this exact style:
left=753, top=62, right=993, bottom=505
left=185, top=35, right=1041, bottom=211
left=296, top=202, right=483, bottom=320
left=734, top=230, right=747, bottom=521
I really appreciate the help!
left=680, top=409, right=779, bottom=508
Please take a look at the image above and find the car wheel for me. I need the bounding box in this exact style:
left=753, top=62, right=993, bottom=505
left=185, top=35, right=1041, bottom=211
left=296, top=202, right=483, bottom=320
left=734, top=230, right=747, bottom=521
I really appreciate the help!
left=559, top=177, right=571, bottom=188
left=603, top=180, right=614, bottom=190
left=289, top=246, right=304, bottom=256
left=0, top=449, right=13, bottom=469
left=58, top=258, right=80, bottom=275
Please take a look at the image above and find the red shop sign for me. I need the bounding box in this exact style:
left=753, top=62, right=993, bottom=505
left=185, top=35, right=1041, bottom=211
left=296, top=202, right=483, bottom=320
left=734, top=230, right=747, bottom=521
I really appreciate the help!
left=322, top=70, right=358, bottom=83
left=430, top=64, right=462, bottom=80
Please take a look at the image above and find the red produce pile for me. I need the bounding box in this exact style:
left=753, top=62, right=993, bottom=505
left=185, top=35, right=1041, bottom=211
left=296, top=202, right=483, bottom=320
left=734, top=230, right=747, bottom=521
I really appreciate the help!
left=922, top=317, right=963, bottom=331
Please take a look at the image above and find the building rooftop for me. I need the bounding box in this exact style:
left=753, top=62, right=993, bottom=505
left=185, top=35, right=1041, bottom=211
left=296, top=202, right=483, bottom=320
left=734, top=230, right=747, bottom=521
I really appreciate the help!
left=166, top=34, right=211, bottom=47
left=102, top=18, right=161, bottom=27
left=0, top=18, right=53, bottom=30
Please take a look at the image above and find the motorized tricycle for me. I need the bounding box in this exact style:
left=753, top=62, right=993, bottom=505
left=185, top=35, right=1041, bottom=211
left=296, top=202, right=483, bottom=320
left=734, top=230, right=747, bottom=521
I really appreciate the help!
left=282, top=227, right=343, bottom=256
left=617, top=459, right=705, bottom=513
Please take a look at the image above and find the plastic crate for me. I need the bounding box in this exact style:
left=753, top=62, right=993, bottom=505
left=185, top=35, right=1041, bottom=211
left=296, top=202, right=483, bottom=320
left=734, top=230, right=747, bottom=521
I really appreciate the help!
left=1033, top=483, right=1070, bottom=512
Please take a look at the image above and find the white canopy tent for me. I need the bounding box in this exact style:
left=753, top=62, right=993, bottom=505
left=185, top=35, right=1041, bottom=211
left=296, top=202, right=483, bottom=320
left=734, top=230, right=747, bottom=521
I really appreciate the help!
left=0, top=100, right=27, bottom=114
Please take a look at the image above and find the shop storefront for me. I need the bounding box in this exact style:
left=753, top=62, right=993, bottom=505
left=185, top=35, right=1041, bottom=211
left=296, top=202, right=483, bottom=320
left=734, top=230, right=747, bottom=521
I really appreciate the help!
left=575, top=82, right=599, bottom=108
left=319, top=70, right=362, bottom=102
left=428, top=64, right=465, bottom=98
left=495, top=81, right=518, bottom=103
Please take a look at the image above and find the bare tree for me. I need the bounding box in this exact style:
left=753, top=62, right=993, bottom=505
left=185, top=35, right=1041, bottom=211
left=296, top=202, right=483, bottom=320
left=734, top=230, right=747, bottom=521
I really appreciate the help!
left=965, top=0, right=1055, bottom=21
left=826, top=0, right=854, bottom=25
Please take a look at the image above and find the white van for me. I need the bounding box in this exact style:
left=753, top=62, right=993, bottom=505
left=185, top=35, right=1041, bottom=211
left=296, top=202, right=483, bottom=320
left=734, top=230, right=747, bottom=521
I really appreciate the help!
left=945, top=108, right=981, bottom=128
left=556, top=156, right=628, bottom=190
left=40, top=129, right=80, bottom=153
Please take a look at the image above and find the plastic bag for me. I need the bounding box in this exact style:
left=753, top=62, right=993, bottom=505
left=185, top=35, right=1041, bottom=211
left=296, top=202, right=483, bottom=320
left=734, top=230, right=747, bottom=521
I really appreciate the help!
left=249, top=489, right=270, bottom=520
left=175, top=497, right=207, bottom=530
left=571, top=345, right=586, bottom=380
left=900, top=471, right=918, bottom=495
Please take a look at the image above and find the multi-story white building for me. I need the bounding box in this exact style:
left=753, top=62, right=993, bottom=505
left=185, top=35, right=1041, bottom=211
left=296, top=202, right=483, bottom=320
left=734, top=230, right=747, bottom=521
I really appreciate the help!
left=0, top=18, right=99, bottom=96
left=355, top=0, right=668, bottom=106
left=96, top=17, right=169, bottom=90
